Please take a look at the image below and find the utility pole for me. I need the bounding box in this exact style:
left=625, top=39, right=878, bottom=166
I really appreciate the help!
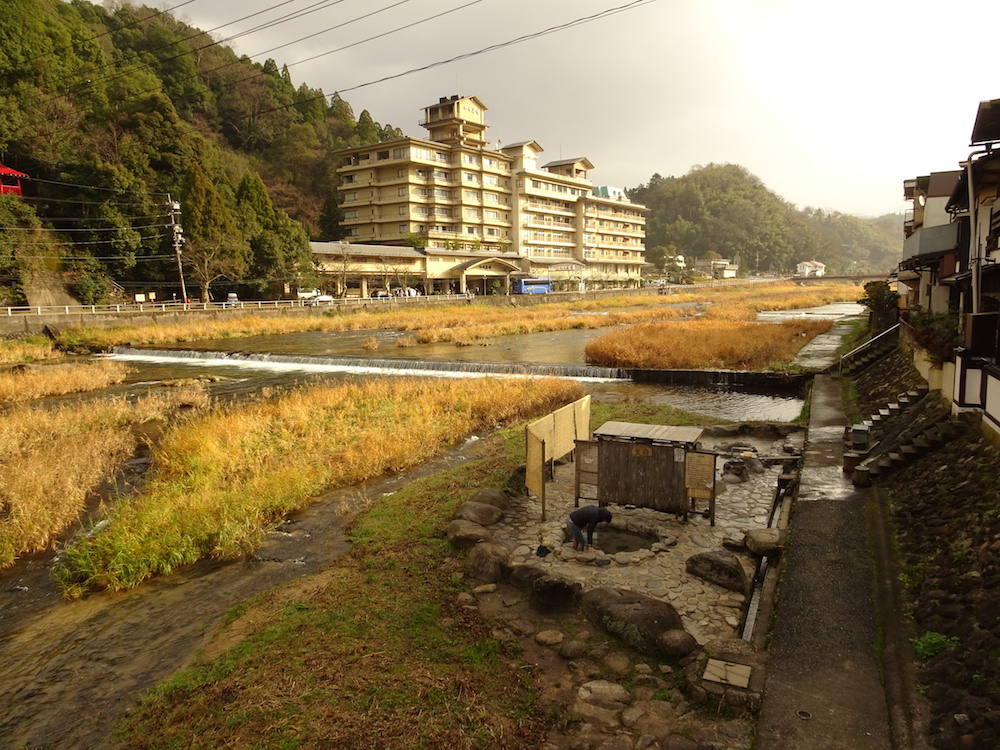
left=167, top=196, right=188, bottom=303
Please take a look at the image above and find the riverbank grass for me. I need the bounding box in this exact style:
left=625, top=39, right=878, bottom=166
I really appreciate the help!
left=0, top=359, right=130, bottom=403
left=53, top=376, right=584, bottom=596
left=585, top=318, right=833, bottom=370
left=0, top=393, right=200, bottom=570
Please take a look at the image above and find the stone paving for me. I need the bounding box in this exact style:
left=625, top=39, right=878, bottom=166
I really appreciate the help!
left=488, top=430, right=803, bottom=644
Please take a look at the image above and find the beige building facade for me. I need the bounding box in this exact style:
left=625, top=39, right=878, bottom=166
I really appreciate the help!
left=330, top=95, right=647, bottom=294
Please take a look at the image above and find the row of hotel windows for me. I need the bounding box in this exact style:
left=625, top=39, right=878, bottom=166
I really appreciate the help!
left=344, top=225, right=504, bottom=238
left=342, top=189, right=508, bottom=205
left=353, top=147, right=506, bottom=169
left=343, top=207, right=508, bottom=220
left=343, top=172, right=506, bottom=187
left=523, top=179, right=590, bottom=197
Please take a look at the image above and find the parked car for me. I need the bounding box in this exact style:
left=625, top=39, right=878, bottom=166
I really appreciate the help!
left=370, top=289, right=389, bottom=298
left=224, top=292, right=239, bottom=307
left=307, top=294, right=335, bottom=306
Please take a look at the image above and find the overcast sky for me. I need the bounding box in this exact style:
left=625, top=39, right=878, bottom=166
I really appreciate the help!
left=179, top=0, right=998, bottom=218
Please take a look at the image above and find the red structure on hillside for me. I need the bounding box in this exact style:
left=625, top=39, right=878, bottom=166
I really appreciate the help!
left=0, top=162, right=27, bottom=196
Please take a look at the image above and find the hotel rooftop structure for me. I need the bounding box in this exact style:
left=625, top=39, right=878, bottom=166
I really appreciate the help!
left=320, top=95, right=647, bottom=295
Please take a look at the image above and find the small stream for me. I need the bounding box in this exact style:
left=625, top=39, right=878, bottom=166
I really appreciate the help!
left=0, top=302, right=863, bottom=747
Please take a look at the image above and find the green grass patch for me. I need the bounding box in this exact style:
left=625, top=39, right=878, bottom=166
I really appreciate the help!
left=113, top=398, right=725, bottom=748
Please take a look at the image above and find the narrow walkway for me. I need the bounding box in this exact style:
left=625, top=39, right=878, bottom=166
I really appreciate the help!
left=755, top=374, right=893, bottom=749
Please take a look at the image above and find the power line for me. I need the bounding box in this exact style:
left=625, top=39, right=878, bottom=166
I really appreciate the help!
left=227, top=0, right=659, bottom=126
left=23, top=176, right=170, bottom=198
left=0, top=223, right=168, bottom=233
left=338, top=0, right=658, bottom=94
left=4, top=235, right=172, bottom=248
left=19, top=195, right=164, bottom=209
left=9, top=254, right=174, bottom=260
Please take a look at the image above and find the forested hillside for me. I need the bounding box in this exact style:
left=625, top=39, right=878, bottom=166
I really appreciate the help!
left=629, top=164, right=901, bottom=275
left=0, top=2, right=900, bottom=305
left=0, top=0, right=400, bottom=302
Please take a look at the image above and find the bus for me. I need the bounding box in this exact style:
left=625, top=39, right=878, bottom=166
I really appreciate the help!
left=511, top=277, right=552, bottom=294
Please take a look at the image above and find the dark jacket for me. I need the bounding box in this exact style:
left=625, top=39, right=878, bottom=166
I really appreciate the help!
left=569, top=505, right=611, bottom=545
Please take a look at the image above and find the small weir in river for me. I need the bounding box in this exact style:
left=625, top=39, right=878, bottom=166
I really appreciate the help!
left=111, top=347, right=630, bottom=382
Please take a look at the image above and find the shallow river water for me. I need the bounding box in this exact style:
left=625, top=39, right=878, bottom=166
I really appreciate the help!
left=0, top=301, right=864, bottom=747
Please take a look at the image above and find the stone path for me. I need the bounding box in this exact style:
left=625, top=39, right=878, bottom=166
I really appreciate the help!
left=488, top=429, right=803, bottom=644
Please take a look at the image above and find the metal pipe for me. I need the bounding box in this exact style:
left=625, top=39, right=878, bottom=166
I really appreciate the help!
left=962, top=149, right=991, bottom=315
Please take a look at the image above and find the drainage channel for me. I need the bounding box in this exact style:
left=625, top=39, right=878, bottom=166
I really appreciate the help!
left=741, top=459, right=800, bottom=642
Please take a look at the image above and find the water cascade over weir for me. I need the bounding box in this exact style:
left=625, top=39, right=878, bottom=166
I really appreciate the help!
left=111, top=347, right=631, bottom=382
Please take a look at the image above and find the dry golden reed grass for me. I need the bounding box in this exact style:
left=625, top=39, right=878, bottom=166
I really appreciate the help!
left=0, top=360, right=130, bottom=403
left=53, top=376, right=584, bottom=595
left=0, top=336, right=58, bottom=365
left=57, top=281, right=858, bottom=350
left=585, top=318, right=834, bottom=370
left=0, top=391, right=205, bottom=570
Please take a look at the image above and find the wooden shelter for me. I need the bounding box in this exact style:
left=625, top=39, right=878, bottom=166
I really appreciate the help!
left=576, top=421, right=718, bottom=523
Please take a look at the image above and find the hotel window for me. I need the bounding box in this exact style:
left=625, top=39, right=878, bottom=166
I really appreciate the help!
left=343, top=174, right=357, bottom=184
left=484, top=157, right=499, bottom=168
left=483, top=175, right=499, bottom=186
left=464, top=154, right=480, bottom=164
left=343, top=192, right=358, bottom=202
left=464, top=190, right=479, bottom=201
left=484, top=193, right=499, bottom=203
left=399, top=224, right=408, bottom=233
left=393, top=147, right=408, bottom=159
left=432, top=170, right=450, bottom=180
left=415, top=187, right=428, bottom=197
left=433, top=189, right=451, bottom=199
left=411, top=147, right=432, bottom=160
left=433, top=207, right=452, bottom=216
left=435, top=151, right=450, bottom=163
left=377, top=151, right=389, bottom=161
left=466, top=226, right=477, bottom=234
left=484, top=210, right=500, bottom=220
left=398, top=206, right=407, bottom=215
left=397, top=169, right=404, bottom=178
left=343, top=210, right=358, bottom=219
left=465, top=208, right=481, bottom=219
left=464, top=172, right=480, bottom=183
left=346, top=227, right=359, bottom=236
left=397, top=187, right=406, bottom=196
left=486, top=228, right=498, bottom=236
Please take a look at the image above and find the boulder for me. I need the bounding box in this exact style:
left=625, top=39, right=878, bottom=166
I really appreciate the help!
left=470, top=487, right=515, bottom=510
left=581, top=588, right=685, bottom=656
left=531, top=575, right=582, bottom=612
left=685, top=550, right=749, bottom=593
left=446, top=520, right=494, bottom=549
left=453, top=501, right=503, bottom=526
left=704, top=637, right=757, bottom=662
left=508, top=564, right=548, bottom=588
left=465, top=543, right=512, bottom=582
left=656, top=629, right=700, bottom=658
left=578, top=679, right=632, bottom=710
left=745, top=528, right=783, bottom=557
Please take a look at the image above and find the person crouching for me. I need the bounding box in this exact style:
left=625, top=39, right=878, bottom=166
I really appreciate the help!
left=567, top=505, right=612, bottom=553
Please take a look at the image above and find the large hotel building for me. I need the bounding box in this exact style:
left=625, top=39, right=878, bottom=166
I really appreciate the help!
left=315, top=95, right=647, bottom=296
